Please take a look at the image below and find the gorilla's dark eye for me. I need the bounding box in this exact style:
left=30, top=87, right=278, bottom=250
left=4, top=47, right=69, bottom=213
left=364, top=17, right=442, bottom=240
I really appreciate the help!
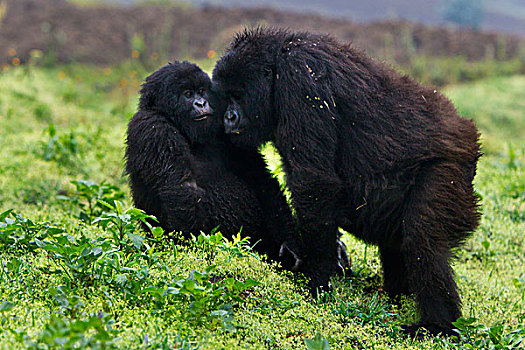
left=184, top=90, right=192, bottom=98
left=197, top=88, right=205, bottom=95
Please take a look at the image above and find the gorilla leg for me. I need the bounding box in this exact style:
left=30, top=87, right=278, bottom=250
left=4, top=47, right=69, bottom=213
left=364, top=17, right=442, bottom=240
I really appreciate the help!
left=401, top=242, right=461, bottom=336
left=379, top=245, right=409, bottom=298
left=399, top=161, right=478, bottom=336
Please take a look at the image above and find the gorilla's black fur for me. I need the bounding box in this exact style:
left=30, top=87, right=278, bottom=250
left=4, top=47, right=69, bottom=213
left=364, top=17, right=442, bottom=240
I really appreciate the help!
left=213, top=28, right=481, bottom=336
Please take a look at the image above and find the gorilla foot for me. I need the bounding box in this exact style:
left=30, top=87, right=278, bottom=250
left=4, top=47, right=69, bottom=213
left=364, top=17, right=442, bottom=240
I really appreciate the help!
left=401, top=323, right=459, bottom=339
left=279, top=241, right=303, bottom=271
left=307, top=277, right=332, bottom=297
left=336, top=238, right=352, bottom=276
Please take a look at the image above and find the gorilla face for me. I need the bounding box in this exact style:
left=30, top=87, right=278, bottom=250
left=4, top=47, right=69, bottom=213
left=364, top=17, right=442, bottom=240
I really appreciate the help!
left=213, top=48, right=276, bottom=150
left=140, top=61, right=220, bottom=144
left=179, top=85, right=213, bottom=122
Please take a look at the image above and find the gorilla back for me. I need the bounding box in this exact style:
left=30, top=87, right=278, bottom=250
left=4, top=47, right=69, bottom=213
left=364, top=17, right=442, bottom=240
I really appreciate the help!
left=213, top=27, right=481, bottom=336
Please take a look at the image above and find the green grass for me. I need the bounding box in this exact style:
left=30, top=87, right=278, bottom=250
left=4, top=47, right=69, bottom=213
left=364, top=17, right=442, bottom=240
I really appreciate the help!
left=0, top=64, right=523, bottom=349
left=404, top=56, right=525, bottom=87
left=446, top=75, right=525, bottom=154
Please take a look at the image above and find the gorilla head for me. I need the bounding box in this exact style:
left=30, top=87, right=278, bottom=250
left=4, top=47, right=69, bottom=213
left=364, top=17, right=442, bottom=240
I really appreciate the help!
left=140, top=61, right=219, bottom=143
left=212, top=30, right=285, bottom=150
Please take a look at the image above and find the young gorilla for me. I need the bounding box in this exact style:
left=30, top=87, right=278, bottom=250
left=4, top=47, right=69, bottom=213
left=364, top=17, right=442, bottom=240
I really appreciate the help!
left=126, top=61, right=274, bottom=257
left=125, top=61, right=351, bottom=270
left=213, top=28, right=481, bottom=336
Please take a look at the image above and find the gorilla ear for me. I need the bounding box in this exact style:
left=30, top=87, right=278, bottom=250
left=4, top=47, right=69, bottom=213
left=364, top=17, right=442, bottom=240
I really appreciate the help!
left=139, top=82, right=158, bottom=110
left=139, top=64, right=172, bottom=111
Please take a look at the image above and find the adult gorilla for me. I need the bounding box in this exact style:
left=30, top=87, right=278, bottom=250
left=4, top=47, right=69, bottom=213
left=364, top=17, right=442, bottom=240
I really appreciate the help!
left=213, top=28, right=481, bottom=336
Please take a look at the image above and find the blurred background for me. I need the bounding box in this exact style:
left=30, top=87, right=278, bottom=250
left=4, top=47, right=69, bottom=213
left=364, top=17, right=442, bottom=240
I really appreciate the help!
left=1, top=0, right=525, bottom=86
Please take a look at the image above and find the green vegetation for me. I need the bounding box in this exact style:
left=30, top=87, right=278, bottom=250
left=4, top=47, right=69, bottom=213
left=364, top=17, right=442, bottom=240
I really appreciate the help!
left=404, top=56, right=525, bottom=87
left=0, top=64, right=523, bottom=349
left=446, top=75, right=525, bottom=153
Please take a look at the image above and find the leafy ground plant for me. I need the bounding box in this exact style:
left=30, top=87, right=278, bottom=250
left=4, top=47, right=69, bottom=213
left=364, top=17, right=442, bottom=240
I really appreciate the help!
left=305, top=333, right=331, bottom=350
left=58, top=180, right=126, bottom=224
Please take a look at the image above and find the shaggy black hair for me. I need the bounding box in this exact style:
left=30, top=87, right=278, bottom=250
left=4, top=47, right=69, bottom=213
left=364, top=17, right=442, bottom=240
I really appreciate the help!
left=213, top=27, right=481, bottom=336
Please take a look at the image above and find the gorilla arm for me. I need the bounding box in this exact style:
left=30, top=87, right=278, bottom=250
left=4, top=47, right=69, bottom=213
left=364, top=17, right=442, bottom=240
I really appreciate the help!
left=274, top=52, right=344, bottom=288
left=226, top=144, right=299, bottom=264
left=126, top=110, right=205, bottom=234
left=127, top=110, right=265, bottom=239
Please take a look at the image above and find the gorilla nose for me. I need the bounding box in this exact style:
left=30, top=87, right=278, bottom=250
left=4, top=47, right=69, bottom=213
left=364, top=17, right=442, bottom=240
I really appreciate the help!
left=193, top=98, right=207, bottom=109
left=194, top=98, right=212, bottom=117
left=225, top=110, right=238, bottom=123
left=224, top=110, right=239, bottom=134
left=224, top=111, right=239, bottom=134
